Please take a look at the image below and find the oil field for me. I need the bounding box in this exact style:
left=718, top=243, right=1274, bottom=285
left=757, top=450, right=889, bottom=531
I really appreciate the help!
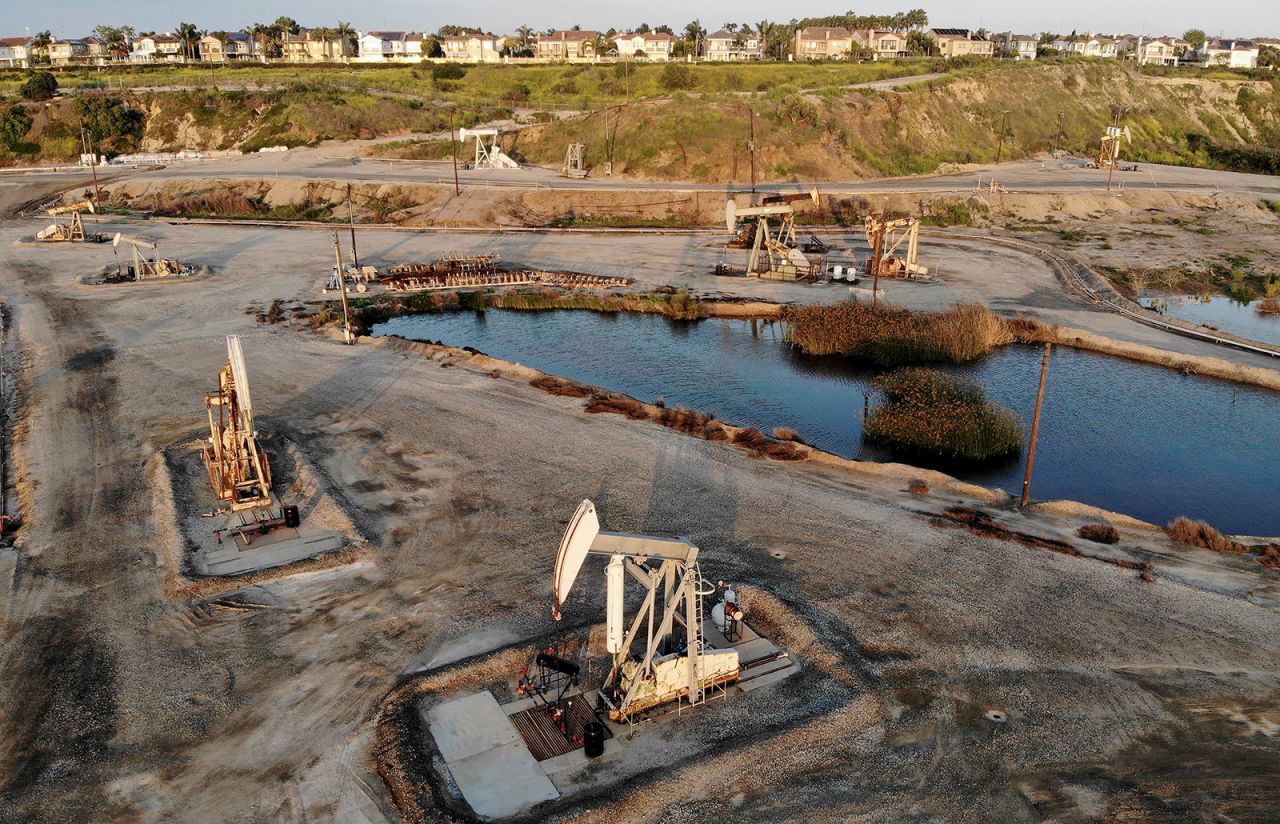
left=1, top=16, right=1280, bottom=824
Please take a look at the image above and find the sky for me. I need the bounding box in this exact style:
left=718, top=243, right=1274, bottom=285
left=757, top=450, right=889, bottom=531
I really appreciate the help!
left=5, top=0, right=1277, bottom=40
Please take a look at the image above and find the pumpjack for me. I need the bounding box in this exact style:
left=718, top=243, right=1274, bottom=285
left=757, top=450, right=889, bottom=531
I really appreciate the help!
left=724, top=189, right=823, bottom=281
left=553, top=500, right=739, bottom=722
left=202, top=336, right=273, bottom=511
left=37, top=201, right=105, bottom=242
left=863, top=214, right=929, bottom=280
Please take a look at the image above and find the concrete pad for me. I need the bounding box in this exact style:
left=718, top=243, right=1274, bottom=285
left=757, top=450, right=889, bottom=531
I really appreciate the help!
left=428, top=691, right=520, bottom=763
left=446, top=740, right=559, bottom=820
left=428, top=691, right=559, bottom=819
left=196, top=530, right=343, bottom=576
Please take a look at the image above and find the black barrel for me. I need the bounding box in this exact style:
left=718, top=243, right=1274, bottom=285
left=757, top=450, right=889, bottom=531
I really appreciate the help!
left=282, top=505, right=301, bottom=528
left=583, top=721, right=605, bottom=758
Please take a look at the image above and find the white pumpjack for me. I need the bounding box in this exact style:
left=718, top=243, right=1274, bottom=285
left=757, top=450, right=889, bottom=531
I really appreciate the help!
left=552, top=500, right=739, bottom=721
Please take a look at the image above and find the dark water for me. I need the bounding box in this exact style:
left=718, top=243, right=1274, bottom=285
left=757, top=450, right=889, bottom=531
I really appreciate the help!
left=375, top=310, right=1280, bottom=535
left=1140, top=294, right=1280, bottom=347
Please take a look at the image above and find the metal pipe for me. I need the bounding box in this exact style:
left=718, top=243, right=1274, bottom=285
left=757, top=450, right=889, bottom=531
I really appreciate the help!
left=1020, top=342, right=1052, bottom=507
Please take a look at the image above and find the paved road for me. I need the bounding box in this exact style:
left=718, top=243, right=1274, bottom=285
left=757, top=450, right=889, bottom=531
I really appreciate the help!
left=8, top=153, right=1277, bottom=203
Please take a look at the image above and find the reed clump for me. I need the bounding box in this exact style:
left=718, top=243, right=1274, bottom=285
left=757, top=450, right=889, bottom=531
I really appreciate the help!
left=1165, top=516, right=1245, bottom=553
left=530, top=376, right=592, bottom=398
left=494, top=288, right=705, bottom=320
left=782, top=301, right=1011, bottom=366
left=1077, top=523, right=1120, bottom=544
left=584, top=392, right=650, bottom=420
left=865, top=368, right=1024, bottom=461
left=1257, top=295, right=1280, bottom=315
left=732, top=427, right=805, bottom=461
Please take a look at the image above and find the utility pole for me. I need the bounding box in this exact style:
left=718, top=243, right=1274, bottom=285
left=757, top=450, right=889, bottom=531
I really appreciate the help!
left=748, top=108, right=757, bottom=200
left=450, top=108, right=461, bottom=196
left=601, top=105, right=611, bottom=175
left=1020, top=342, right=1052, bottom=507
left=332, top=232, right=354, bottom=345
left=995, top=109, right=1011, bottom=164
left=80, top=128, right=101, bottom=203
left=1053, top=112, right=1065, bottom=154
left=346, top=183, right=360, bottom=269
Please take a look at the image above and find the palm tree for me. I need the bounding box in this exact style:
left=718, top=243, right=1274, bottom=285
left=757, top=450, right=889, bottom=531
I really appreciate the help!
left=312, top=27, right=334, bottom=61
left=756, top=20, right=772, bottom=59
left=176, top=22, right=201, bottom=62
left=30, top=31, right=52, bottom=65
left=335, top=21, right=355, bottom=63
left=683, top=19, right=705, bottom=57
left=516, top=24, right=533, bottom=49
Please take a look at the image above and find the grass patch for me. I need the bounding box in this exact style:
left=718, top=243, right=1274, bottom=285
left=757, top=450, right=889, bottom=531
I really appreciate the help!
left=782, top=302, right=1011, bottom=367
left=494, top=288, right=704, bottom=320
left=1077, top=523, right=1120, bottom=544
left=530, top=375, right=592, bottom=397
left=1165, top=516, right=1246, bottom=554
left=865, top=369, right=1024, bottom=461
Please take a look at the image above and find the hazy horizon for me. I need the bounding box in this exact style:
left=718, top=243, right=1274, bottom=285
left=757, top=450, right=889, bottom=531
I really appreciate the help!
left=5, top=1, right=1277, bottom=41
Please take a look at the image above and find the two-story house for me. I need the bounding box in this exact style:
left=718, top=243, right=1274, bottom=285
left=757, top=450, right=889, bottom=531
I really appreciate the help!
left=794, top=27, right=853, bottom=60
left=1197, top=39, right=1259, bottom=68
left=536, top=30, right=601, bottom=61
left=614, top=31, right=676, bottom=61
left=852, top=29, right=909, bottom=59
left=284, top=31, right=337, bottom=62
left=929, top=28, right=995, bottom=58
left=0, top=37, right=30, bottom=68
left=994, top=32, right=1037, bottom=60
left=1121, top=36, right=1181, bottom=66
left=705, top=29, right=764, bottom=61
left=440, top=34, right=503, bottom=62
left=199, top=32, right=257, bottom=62
left=357, top=31, right=425, bottom=62
left=131, top=34, right=186, bottom=63
left=48, top=39, right=89, bottom=65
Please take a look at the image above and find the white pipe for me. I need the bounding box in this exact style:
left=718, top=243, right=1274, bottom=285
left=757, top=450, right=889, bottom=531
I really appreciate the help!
left=606, top=555, right=624, bottom=654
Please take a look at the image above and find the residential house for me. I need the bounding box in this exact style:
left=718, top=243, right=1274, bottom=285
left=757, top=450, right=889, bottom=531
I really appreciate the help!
left=47, top=38, right=89, bottom=65
left=199, top=32, right=257, bottom=62
left=357, top=31, right=425, bottom=62
left=794, top=27, right=853, bottom=60
left=440, top=34, right=503, bottom=62
left=1197, top=39, right=1259, bottom=69
left=0, top=37, right=30, bottom=68
left=994, top=32, right=1037, bottom=60
left=614, top=31, right=676, bottom=61
left=82, top=35, right=112, bottom=64
left=1050, top=36, right=1118, bottom=58
left=131, top=34, right=186, bottom=63
left=706, top=29, right=764, bottom=61
left=284, top=31, right=337, bottom=62
left=929, top=28, right=995, bottom=58
left=536, top=30, right=601, bottom=60
left=852, top=29, right=909, bottom=59
left=1120, top=36, right=1181, bottom=65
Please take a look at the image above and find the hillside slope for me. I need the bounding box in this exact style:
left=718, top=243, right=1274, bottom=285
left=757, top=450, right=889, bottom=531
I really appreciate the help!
left=504, top=63, right=1279, bottom=180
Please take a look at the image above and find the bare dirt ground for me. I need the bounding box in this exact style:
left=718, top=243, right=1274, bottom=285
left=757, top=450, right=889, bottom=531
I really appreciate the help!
left=0, top=165, right=1277, bottom=823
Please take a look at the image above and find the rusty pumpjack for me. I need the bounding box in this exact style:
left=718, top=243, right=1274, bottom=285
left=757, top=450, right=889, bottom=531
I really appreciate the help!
left=202, top=335, right=274, bottom=512
left=863, top=214, right=930, bottom=281
left=724, top=189, right=823, bottom=281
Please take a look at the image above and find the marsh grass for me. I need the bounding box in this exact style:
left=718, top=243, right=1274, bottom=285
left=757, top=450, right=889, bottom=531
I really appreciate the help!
left=1077, top=523, right=1120, bottom=544
left=783, top=302, right=1011, bottom=366
left=865, top=368, right=1024, bottom=461
left=1165, top=516, right=1245, bottom=554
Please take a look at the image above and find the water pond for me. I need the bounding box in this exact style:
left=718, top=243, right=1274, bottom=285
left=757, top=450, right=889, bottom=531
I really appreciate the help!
left=376, top=309, right=1280, bottom=535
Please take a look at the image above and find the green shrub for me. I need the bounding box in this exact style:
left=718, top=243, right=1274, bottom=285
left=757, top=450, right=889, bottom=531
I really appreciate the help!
left=0, top=106, right=32, bottom=149
left=659, top=63, right=695, bottom=91
left=431, top=63, right=467, bottom=81
left=20, top=71, right=58, bottom=101
left=865, top=368, right=1024, bottom=461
